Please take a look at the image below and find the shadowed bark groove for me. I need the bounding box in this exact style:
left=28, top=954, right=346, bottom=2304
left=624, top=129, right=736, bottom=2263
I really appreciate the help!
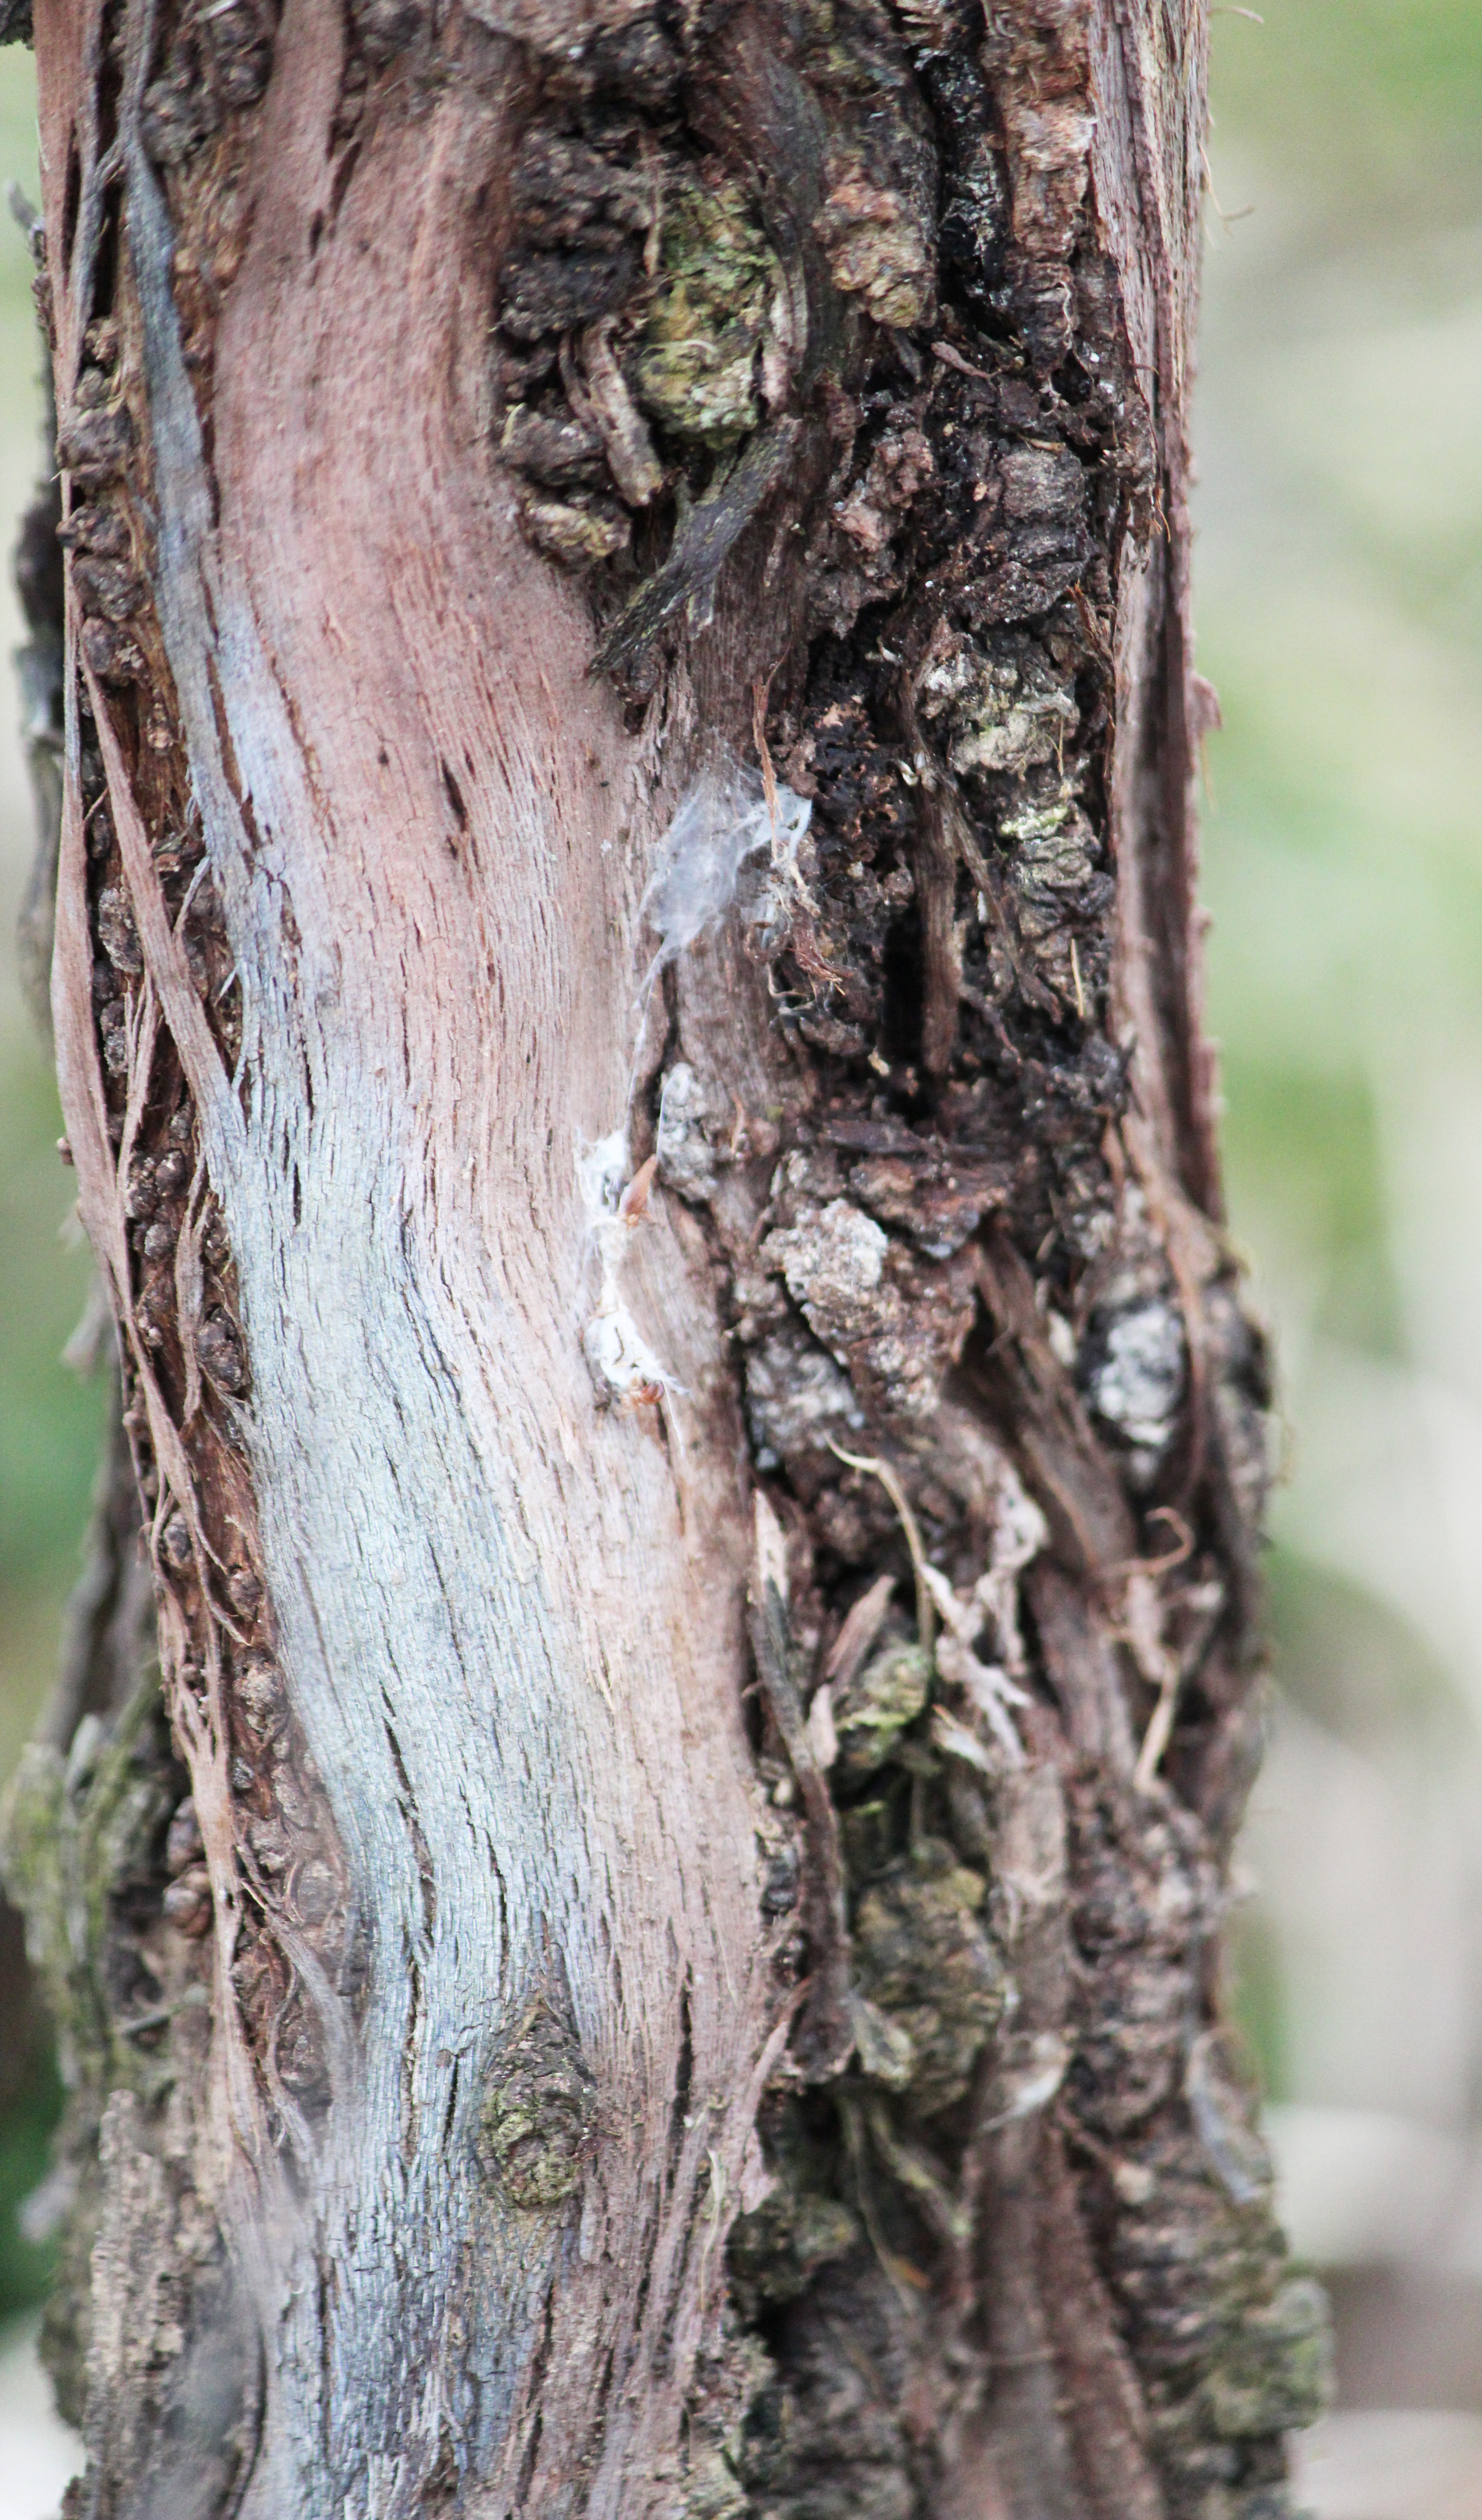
left=3, top=0, right=1330, bottom=2514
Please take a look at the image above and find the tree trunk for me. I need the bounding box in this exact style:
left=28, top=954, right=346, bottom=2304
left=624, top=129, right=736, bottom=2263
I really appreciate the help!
left=2, top=0, right=1330, bottom=2514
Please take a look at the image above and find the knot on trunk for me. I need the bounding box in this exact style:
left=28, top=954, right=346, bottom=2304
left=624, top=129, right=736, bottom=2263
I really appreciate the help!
left=479, top=1987, right=597, bottom=2211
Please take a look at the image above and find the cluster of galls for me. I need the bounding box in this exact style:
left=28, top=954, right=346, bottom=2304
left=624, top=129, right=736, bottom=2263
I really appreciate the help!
left=106, top=1363, right=348, bottom=2123
left=159, top=1558, right=346, bottom=2124
left=137, top=1462, right=348, bottom=2125
left=58, top=323, right=149, bottom=701
left=225, top=1634, right=346, bottom=2120
left=127, top=1133, right=225, bottom=1280
left=65, top=335, right=247, bottom=1338
left=725, top=1567, right=1319, bottom=2520
left=124, top=1101, right=243, bottom=1397
left=549, top=9, right=1305, bottom=2510
left=493, top=11, right=1145, bottom=1356
left=728, top=1156, right=981, bottom=1573
left=81, top=743, right=245, bottom=1405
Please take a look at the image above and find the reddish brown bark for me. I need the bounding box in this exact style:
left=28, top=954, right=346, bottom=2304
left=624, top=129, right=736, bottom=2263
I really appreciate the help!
left=3, top=1, right=1329, bottom=2514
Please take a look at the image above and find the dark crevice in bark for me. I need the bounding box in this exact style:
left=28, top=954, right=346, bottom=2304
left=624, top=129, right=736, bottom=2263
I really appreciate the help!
left=11, top=189, right=66, bottom=1038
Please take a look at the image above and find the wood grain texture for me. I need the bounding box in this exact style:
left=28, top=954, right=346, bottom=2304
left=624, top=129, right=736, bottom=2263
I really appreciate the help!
left=43, top=1, right=777, bottom=2507
left=155, top=29, right=777, bottom=2515
left=1089, top=0, right=1222, bottom=1218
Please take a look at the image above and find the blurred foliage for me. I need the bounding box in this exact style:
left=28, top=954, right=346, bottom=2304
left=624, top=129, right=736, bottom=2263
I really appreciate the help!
left=1220, top=1056, right=1401, bottom=1359
left=1265, top=1550, right=1465, bottom=1761
left=0, top=50, right=97, bottom=2320
left=0, top=1056, right=107, bottom=1636
left=1208, top=0, right=1482, bottom=235
left=1229, top=1899, right=1290, bottom=2128
left=0, top=1914, right=59, bottom=2315
left=1202, top=0, right=1482, bottom=2120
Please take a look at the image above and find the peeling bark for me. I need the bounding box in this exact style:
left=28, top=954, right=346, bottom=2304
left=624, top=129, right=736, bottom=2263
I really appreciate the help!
left=3, top=0, right=1329, bottom=2515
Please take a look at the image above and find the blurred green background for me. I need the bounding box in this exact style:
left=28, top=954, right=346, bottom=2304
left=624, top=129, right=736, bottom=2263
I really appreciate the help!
left=1191, top=6, right=1482, bottom=2500
left=0, top=6, right=1480, bottom=2505
left=0, top=53, right=101, bottom=2341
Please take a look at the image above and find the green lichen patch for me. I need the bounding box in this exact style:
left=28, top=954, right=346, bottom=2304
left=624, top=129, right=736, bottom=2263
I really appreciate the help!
left=914, top=621, right=1079, bottom=779
left=0, top=1668, right=189, bottom=2424
left=848, top=1990, right=915, bottom=2089
left=838, top=1795, right=898, bottom=1883
left=679, top=2328, right=773, bottom=2520
left=479, top=1989, right=596, bottom=2211
left=0, top=1676, right=176, bottom=2112
left=1201, top=2278, right=1333, bottom=2442
left=851, top=1837, right=1007, bottom=2115
left=729, top=2182, right=860, bottom=2308
left=635, top=174, right=783, bottom=449
left=514, top=489, right=631, bottom=569
left=680, top=2445, right=750, bottom=2520
left=728, top=2099, right=860, bottom=2316
left=831, top=1639, right=932, bottom=1780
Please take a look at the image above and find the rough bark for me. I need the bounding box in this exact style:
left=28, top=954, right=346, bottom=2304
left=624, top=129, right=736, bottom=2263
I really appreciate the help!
left=2, top=1, right=1330, bottom=2516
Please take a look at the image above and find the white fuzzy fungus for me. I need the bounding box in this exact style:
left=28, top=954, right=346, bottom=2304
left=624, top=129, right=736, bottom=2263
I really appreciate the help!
left=1084, top=1297, right=1184, bottom=1478
left=576, top=1129, right=677, bottom=1408
left=639, top=755, right=811, bottom=995
left=655, top=1061, right=722, bottom=1203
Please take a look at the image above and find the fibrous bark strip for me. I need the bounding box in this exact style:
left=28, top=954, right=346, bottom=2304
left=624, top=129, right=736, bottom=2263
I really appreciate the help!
left=3, top=1, right=1329, bottom=2516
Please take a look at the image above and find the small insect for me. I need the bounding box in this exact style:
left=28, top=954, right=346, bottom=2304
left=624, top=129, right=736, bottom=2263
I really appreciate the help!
left=617, top=1153, right=658, bottom=1226
left=582, top=1296, right=672, bottom=1411
left=579, top=1131, right=683, bottom=1425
